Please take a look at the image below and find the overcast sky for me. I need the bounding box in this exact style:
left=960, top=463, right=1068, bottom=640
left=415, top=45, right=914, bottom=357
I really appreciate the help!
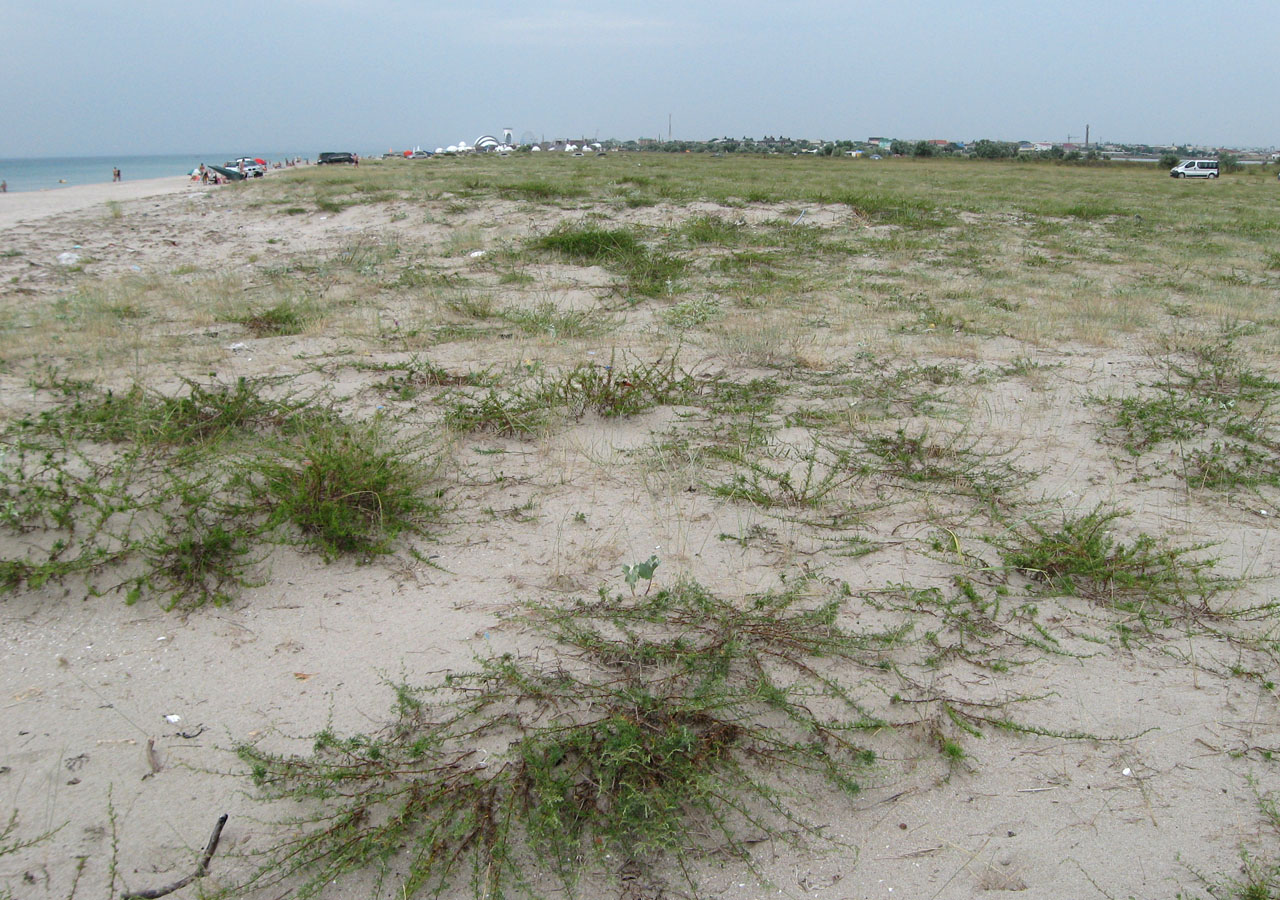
left=3, top=0, right=1277, bottom=157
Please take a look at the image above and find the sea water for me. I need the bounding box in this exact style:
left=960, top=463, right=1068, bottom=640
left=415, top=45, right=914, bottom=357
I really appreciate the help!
left=0, top=153, right=314, bottom=193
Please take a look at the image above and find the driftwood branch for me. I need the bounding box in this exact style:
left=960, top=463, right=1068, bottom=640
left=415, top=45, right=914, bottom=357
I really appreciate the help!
left=121, top=814, right=228, bottom=900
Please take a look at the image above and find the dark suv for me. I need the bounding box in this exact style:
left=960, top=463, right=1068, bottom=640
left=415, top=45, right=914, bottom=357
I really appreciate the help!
left=317, top=152, right=357, bottom=165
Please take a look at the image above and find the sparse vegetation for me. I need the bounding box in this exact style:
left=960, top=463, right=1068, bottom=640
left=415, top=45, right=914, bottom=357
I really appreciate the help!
left=237, top=578, right=888, bottom=899
left=3, top=153, right=1280, bottom=900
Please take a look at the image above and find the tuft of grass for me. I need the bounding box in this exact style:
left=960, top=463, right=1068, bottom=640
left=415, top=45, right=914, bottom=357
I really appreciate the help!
left=682, top=214, right=744, bottom=246
left=538, top=353, right=700, bottom=418
left=254, top=418, right=445, bottom=560
left=237, top=578, right=884, bottom=899
left=837, top=190, right=950, bottom=228
left=446, top=354, right=698, bottom=434
left=1000, top=505, right=1216, bottom=614
left=238, top=298, right=321, bottom=337
left=499, top=302, right=613, bottom=339
left=498, top=180, right=589, bottom=202
left=530, top=224, right=643, bottom=263
left=444, top=388, right=550, bottom=437
left=528, top=224, right=685, bottom=298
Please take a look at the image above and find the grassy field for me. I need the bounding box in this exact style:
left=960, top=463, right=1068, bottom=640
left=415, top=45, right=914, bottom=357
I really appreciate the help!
left=2, top=154, right=1279, bottom=900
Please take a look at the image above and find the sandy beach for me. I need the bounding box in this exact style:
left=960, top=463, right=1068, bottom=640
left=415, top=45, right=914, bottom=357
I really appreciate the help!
left=0, top=175, right=203, bottom=231
left=0, top=157, right=1277, bottom=900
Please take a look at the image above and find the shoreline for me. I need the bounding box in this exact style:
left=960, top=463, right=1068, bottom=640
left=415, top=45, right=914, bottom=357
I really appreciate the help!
left=0, top=174, right=208, bottom=231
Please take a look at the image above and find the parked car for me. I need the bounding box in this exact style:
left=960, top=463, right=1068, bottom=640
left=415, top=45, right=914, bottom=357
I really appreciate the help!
left=317, top=152, right=357, bottom=165
left=1170, top=159, right=1219, bottom=178
left=226, top=157, right=266, bottom=178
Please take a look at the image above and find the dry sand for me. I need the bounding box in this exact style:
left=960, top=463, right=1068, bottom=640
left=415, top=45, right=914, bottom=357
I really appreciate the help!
left=0, top=176, right=199, bottom=231
left=0, top=175, right=1277, bottom=900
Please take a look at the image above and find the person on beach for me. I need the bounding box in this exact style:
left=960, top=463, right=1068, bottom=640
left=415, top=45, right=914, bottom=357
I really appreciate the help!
left=112, top=167, right=121, bottom=182
left=0, top=180, right=6, bottom=193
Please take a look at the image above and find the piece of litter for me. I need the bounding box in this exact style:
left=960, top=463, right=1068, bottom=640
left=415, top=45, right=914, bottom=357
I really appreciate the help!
left=468, top=249, right=486, bottom=258
left=225, top=342, right=248, bottom=352
left=130, top=265, right=142, bottom=272
left=56, top=252, right=81, bottom=266
left=1122, top=767, right=1133, bottom=776
left=164, top=714, right=182, bottom=724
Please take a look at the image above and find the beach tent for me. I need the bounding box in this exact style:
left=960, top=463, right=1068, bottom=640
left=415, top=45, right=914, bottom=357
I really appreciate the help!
left=207, top=164, right=245, bottom=181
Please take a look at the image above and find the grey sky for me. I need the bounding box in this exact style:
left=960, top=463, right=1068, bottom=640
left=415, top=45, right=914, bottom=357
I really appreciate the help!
left=3, top=0, right=1276, bottom=157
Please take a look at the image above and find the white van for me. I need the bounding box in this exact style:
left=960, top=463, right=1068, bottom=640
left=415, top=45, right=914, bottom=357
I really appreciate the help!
left=1170, top=159, right=1219, bottom=178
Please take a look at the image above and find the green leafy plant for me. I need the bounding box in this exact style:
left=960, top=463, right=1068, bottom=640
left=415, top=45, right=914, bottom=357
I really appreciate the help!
left=621, top=554, right=658, bottom=594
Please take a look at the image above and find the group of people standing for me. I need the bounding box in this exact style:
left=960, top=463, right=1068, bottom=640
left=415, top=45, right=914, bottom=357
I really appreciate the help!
left=112, top=167, right=121, bottom=182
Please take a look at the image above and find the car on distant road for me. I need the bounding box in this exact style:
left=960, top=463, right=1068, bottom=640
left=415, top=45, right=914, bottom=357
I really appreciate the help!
left=317, top=152, right=357, bottom=165
left=226, top=157, right=266, bottom=178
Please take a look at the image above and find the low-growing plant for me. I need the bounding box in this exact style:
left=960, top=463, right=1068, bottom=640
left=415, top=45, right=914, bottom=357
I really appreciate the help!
left=0, top=811, right=61, bottom=900
left=1000, top=505, right=1217, bottom=614
left=498, top=180, right=589, bottom=202
left=528, top=224, right=686, bottom=297
left=621, top=553, right=658, bottom=594
left=237, top=578, right=885, bottom=899
left=857, top=426, right=1032, bottom=510
left=444, top=388, right=550, bottom=436
left=238, top=298, right=320, bottom=337
left=1181, top=783, right=1280, bottom=900
left=0, top=379, right=445, bottom=603
left=137, top=479, right=263, bottom=608
left=682, top=214, right=744, bottom=246
left=254, top=417, right=445, bottom=559
left=711, top=440, right=855, bottom=511
left=538, top=353, right=699, bottom=418
left=19, top=375, right=302, bottom=448
left=1095, top=331, right=1280, bottom=491
left=500, top=302, right=614, bottom=339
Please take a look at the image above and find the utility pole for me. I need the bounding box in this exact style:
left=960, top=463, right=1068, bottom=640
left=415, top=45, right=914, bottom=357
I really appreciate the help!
left=668, top=113, right=672, bottom=142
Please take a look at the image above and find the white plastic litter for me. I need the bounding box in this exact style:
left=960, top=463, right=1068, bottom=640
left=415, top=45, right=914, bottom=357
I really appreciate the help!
left=164, top=714, right=182, bottom=724
left=56, top=252, right=81, bottom=266
left=468, top=250, right=487, bottom=258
